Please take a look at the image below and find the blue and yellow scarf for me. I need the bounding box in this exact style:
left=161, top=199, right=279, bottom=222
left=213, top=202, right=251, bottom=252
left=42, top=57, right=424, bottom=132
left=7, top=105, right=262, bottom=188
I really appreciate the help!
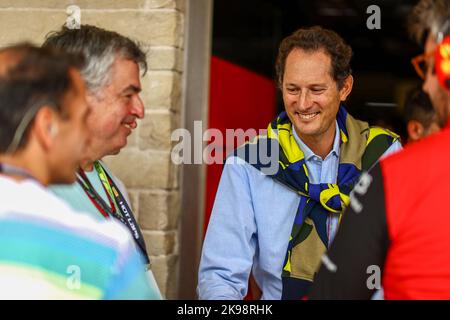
left=234, top=105, right=399, bottom=299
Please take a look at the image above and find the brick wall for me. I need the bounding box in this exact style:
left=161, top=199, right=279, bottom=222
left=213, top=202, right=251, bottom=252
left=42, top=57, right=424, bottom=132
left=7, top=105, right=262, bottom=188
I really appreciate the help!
left=0, top=0, right=186, bottom=299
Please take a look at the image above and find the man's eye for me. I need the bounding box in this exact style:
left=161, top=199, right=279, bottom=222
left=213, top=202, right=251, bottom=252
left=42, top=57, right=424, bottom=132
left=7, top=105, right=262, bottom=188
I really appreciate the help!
left=312, top=88, right=325, bottom=93
left=287, top=88, right=298, bottom=93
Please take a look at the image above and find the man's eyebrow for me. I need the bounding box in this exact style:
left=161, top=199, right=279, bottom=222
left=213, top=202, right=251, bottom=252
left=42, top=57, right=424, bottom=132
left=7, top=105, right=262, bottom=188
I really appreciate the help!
left=121, top=85, right=141, bottom=94
left=285, top=82, right=327, bottom=87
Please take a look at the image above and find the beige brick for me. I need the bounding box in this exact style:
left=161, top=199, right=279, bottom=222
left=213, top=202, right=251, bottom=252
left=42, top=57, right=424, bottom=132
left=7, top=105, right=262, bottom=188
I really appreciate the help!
left=103, top=149, right=176, bottom=189
left=141, top=71, right=182, bottom=111
left=0, top=0, right=179, bottom=10
left=175, top=48, right=184, bottom=72
left=175, top=9, right=185, bottom=49
left=175, top=0, right=186, bottom=12
left=0, top=10, right=183, bottom=47
left=169, top=161, right=180, bottom=189
left=127, top=189, right=140, bottom=219
left=148, top=47, right=183, bottom=71
left=150, top=254, right=178, bottom=299
left=82, top=11, right=181, bottom=47
left=139, top=191, right=181, bottom=230
left=143, top=230, right=177, bottom=256
left=138, top=112, right=171, bottom=151
left=0, top=1, right=69, bottom=9
left=164, top=259, right=179, bottom=299
left=0, top=11, right=179, bottom=45
left=146, top=0, right=184, bottom=11
left=0, top=11, right=66, bottom=46
left=138, top=111, right=180, bottom=151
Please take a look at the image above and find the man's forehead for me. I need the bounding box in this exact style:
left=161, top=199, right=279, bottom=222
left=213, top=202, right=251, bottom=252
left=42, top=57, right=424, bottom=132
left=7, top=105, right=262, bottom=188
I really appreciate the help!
left=284, top=48, right=333, bottom=81
left=288, top=47, right=331, bottom=61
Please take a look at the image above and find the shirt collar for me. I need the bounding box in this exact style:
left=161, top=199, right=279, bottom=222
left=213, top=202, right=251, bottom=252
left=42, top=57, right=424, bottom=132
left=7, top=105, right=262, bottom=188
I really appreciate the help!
left=292, top=120, right=340, bottom=161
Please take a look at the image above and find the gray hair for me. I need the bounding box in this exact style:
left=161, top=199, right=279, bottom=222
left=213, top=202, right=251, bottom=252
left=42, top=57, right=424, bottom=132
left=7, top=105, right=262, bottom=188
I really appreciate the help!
left=408, top=0, right=450, bottom=46
left=42, top=25, right=147, bottom=93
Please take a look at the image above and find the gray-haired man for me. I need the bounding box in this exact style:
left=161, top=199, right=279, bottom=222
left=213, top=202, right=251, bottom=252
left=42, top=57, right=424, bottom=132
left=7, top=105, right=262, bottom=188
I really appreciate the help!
left=44, top=25, right=162, bottom=298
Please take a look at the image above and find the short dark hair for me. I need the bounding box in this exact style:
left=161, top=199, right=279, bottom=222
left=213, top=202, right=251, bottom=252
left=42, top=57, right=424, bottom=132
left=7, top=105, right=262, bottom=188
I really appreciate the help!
left=0, top=43, right=83, bottom=153
left=408, top=0, right=450, bottom=46
left=43, top=25, right=147, bottom=92
left=404, top=87, right=436, bottom=129
left=275, top=26, right=353, bottom=89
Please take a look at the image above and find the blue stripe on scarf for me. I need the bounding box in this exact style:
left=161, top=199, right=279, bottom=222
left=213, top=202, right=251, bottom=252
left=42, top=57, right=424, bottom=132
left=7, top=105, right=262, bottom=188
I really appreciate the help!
left=309, top=204, right=329, bottom=248
left=336, top=106, right=349, bottom=138
left=337, top=163, right=362, bottom=194
left=287, top=160, right=305, bottom=171
left=294, top=196, right=307, bottom=225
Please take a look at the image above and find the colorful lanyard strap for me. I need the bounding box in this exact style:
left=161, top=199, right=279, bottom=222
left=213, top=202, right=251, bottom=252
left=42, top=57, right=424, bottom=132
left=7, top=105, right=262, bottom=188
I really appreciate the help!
left=77, top=161, right=150, bottom=265
left=77, top=169, right=115, bottom=219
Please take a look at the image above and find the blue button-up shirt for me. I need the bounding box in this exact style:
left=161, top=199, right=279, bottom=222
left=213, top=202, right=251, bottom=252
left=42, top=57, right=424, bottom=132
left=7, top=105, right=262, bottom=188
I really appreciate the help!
left=198, top=122, right=402, bottom=300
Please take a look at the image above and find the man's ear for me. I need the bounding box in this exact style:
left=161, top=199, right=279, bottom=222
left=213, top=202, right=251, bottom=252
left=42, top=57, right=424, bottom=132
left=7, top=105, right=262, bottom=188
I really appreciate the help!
left=407, top=120, right=424, bottom=142
left=32, top=106, right=57, bottom=151
left=339, top=75, right=354, bottom=102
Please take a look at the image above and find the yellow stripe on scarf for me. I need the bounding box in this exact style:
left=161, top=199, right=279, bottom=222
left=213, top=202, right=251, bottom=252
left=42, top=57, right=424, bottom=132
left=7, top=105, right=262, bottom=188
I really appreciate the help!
left=268, top=122, right=304, bottom=164
left=283, top=239, right=293, bottom=273
left=366, top=126, right=399, bottom=146
left=340, top=129, right=348, bottom=143
left=318, top=184, right=350, bottom=213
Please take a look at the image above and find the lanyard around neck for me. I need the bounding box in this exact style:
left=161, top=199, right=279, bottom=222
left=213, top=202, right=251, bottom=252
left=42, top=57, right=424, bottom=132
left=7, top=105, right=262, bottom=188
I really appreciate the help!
left=77, top=161, right=150, bottom=265
left=77, top=167, right=116, bottom=219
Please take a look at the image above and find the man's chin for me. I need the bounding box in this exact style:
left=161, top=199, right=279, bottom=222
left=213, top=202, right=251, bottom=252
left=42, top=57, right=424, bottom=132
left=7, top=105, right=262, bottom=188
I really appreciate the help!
left=107, top=142, right=127, bottom=156
left=102, top=136, right=129, bottom=157
left=293, top=122, right=320, bottom=138
left=108, top=148, right=122, bottom=156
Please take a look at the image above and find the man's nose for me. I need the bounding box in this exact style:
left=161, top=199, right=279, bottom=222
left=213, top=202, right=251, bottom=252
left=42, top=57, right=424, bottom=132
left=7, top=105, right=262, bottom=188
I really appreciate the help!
left=298, top=90, right=312, bottom=110
left=131, top=94, right=145, bottom=119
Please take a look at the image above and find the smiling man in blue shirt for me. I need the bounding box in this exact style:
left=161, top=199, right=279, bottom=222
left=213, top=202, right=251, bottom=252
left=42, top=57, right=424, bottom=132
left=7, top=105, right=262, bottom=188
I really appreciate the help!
left=198, top=26, right=402, bottom=300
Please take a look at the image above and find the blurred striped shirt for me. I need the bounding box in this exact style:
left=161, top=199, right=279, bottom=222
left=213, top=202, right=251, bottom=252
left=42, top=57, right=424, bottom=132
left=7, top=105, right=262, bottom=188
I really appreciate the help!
left=0, top=176, right=160, bottom=300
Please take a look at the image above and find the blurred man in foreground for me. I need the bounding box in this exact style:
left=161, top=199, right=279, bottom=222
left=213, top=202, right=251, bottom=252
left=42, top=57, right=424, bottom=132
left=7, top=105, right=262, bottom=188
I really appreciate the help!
left=0, top=44, right=159, bottom=299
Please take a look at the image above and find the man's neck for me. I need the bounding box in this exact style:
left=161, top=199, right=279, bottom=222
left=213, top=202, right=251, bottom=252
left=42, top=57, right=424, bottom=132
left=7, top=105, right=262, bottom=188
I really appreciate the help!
left=80, top=146, right=105, bottom=172
left=0, top=152, right=48, bottom=185
left=296, top=124, right=337, bottom=160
